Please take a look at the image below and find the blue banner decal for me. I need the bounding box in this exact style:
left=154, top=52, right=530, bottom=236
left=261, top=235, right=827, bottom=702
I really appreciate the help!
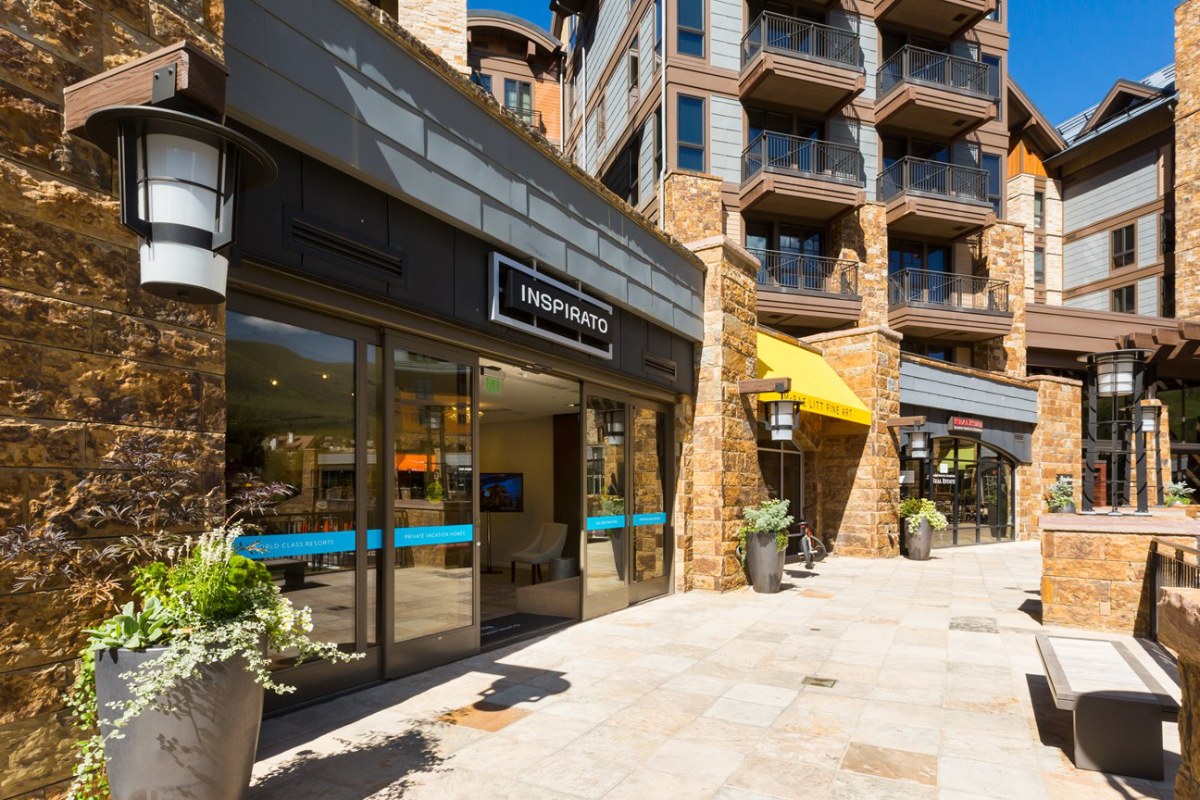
left=234, top=530, right=357, bottom=559
left=586, top=515, right=626, bottom=531
left=632, top=512, right=667, bottom=527
left=394, top=524, right=474, bottom=547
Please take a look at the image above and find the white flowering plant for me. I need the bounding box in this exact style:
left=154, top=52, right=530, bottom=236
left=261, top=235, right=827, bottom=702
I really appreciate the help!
left=68, top=524, right=360, bottom=799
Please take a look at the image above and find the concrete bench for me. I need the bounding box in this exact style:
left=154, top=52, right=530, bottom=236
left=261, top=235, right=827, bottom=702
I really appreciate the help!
left=262, top=557, right=307, bottom=590
left=1036, top=633, right=1179, bottom=781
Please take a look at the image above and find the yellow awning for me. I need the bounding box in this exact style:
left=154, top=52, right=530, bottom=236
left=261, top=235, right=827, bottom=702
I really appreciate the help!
left=756, top=331, right=872, bottom=427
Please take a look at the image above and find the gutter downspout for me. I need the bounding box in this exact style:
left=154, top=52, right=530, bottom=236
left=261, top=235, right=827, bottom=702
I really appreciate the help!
left=657, top=0, right=667, bottom=228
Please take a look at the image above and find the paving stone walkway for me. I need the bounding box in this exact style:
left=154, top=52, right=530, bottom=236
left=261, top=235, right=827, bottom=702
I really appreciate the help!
left=251, top=542, right=1182, bottom=799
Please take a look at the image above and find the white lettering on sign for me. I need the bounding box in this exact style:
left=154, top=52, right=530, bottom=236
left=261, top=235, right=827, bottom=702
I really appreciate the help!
left=520, top=283, right=610, bottom=335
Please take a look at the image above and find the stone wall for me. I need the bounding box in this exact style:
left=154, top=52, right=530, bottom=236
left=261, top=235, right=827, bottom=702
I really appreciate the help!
left=386, top=0, right=468, bottom=73
left=1005, top=172, right=1064, bottom=305
left=1157, top=587, right=1200, bottom=800
left=1177, top=0, right=1200, bottom=320
left=804, top=326, right=903, bottom=558
left=973, top=221, right=1027, bottom=377
left=828, top=203, right=888, bottom=327
left=1041, top=516, right=1200, bottom=636
left=662, top=171, right=725, bottom=244
left=0, top=5, right=227, bottom=797
left=1017, top=376, right=1082, bottom=541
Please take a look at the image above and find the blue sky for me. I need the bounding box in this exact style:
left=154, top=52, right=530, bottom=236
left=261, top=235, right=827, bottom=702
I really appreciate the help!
left=467, top=0, right=1179, bottom=127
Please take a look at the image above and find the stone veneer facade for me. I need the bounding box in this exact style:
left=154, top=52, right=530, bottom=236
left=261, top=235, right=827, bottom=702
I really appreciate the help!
left=1158, top=588, right=1200, bottom=800
left=662, top=171, right=726, bottom=244
left=388, top=0, right=468, bottom=73
left=1178, top=0, right=1200, bottom=320
left=974, top=221, right=1028, bottom=377
left=1018, top=376, right=1083, bottom=540
left=1005, top=172, right=1064, bottom=305
left=0, top=3, right=228, bottom=797
left=827, top=203, right=889, bottom=328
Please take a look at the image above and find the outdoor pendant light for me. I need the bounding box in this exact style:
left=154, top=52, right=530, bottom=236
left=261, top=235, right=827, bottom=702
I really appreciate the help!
left=603, top=409, right=625, bottom=446
left=85, top=106, right=277, bottom=304
left=908, top=430, right=931, bottom=459
left=1138, top=404, right=1159, bottom=434
left=765, top=399, right=799, bottom=441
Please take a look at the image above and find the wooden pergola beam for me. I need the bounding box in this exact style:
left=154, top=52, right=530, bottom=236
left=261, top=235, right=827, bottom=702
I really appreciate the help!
left=886, top=416, right=926, bottom=428
left=738, top=378, right=790, bottom=395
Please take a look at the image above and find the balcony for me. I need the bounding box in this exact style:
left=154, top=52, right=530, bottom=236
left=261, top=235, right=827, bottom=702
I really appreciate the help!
left=753, top=249, right=863, bottom=329
left=739, top=13, right=865, bottom=116
left=877, top=157, right=994, bottom=237
left=740, top=133, right=865, bottom=220
left=875, top=46, right=997, bottom=137
left=887, top=268, right=1012, bottom=342
left=505, top=105, right=544, bottom=133
left=874, top=0, right=997, bottom=39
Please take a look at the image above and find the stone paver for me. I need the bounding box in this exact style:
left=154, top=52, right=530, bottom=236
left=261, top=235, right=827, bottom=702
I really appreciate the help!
left=251, top=542, right=1182, bottom=799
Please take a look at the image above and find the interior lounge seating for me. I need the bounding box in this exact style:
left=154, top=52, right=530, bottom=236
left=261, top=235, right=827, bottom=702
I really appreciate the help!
left=511, top=522, right=568, bottom=584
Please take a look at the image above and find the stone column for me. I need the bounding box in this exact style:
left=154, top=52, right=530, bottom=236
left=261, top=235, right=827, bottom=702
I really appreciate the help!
left=974, top=221, right=1028, bottom=377
left=1159, top=587, right=1200, bottom=800
left=828, top=203, right=889, bottom=327
left=1135, top=399, right=1173, bottom=506
left=682, top=237, right=767, bottom=591
left=1176, top=0, right=1200, bottom=320
left=804, top=326, right=903, bottom=557
left=662, top=171, right=725, bottom=243
left=1018, top=376, right=1083, bottom=540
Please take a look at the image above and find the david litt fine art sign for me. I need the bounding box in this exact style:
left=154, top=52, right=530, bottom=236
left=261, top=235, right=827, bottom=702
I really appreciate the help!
left=488, top=252, right=614, bottom=359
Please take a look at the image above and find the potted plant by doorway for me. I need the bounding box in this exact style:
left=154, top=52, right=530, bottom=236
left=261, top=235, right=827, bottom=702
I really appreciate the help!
left=1046, top=476, right=1077, bottom=514
left=899, top=498, right=947, bottom=561
left=738, top=498, right=793, bottom=593
left=1166, top=480, right=1195, bottom=507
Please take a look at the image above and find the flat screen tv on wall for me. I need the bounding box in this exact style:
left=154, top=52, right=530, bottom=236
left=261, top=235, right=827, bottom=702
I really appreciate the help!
left=480, top=473, right=524, bottom=513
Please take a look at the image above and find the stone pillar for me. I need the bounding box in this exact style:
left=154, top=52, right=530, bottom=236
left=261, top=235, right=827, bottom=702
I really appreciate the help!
left=680, top=237, right=767, bottom=591
left=1018, top=376, right=1083, bottom=540
left=371, top=0, right=469, bottom=73
left=673, top=394, right=696, bottom=592
left=1176, top=0, right=1200, bottom=320
left=804, top=326, right=903, bottom=557
left=1136, top=399, right=1173, bottom=506
left=662, top=171, right=725, bottom=242
left=828, top=203, right=889, bottom=327
left=1158, top=588, right=1200, bottom=800
left=974, top=221, right=1028, bottom=377
left=0, top=7, right=228, bottom=797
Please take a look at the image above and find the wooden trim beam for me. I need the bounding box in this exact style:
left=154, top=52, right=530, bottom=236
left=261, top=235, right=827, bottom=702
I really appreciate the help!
left=886, top=416, right=926, bottom=428
left=739, top=378, right=791, bottom=395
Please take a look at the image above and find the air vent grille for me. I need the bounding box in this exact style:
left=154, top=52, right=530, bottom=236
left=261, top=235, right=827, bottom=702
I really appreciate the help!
left=287, top=212, right=405, bottom=281
left=643, top=352, right=677, bottom=381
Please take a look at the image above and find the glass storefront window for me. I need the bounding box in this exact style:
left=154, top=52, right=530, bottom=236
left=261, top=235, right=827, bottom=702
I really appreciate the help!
left=392, top=348, right=474, bottom=642
left=585, top=397, right=627, bottom=594
left=632, top=408, right=667, bottom=581
left=225, top=311, right=364, bottom=665
left=904, top=436, right=1015, bottom=548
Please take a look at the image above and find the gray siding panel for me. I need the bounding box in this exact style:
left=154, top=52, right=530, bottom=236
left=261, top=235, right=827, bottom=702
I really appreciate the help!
left=710, top=95, right=743, bottom=184
left=1064, top=289, right=1110, bottom=312
left=638, top=114, right=655, bottom=206
left=638, top=8, right=655, bottom=92
left=827, top=115, right=874, bottom=197
left=1063, top=151, right=1158, bottom=231
left=603, top=63, right=628, bottom=158
left=1063, top=231, right=1108, bottom=289
left=585, top=0, right=629, bottom=101
left=710, top=0, right=742, bottom=72
left=899, top=360, right=1038, bottom=424
left=828, top=11, right=874, bottom=99
left=1138, top=276, right=1158, bottom=316
left=1138, top=212, right=1159, bottom=267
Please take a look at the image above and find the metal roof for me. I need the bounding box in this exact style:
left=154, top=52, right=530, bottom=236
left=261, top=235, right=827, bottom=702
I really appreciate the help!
left=1055, top=64, right=1176, bottom=153
left=467, top=9, right=562, bottom=48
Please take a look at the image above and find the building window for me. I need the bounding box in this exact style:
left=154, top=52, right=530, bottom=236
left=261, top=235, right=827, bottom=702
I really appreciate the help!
left=986, top=1, right=1001, bottom=21
left=677, top=0, right=704, bottom=57
left=1034, top=247, right=1045, bottom=286
left=504, top=79, right=532, bottom=112
left=471, top=71, right=492, bottom=93
left=982, top=54, right=1002, bottom=117
left=1111, top=284, right=1136, bottom=314
left=654, top=106, right=663, bottom=181
left=677, top=95, right=705, bottom=172
left=628, top=39, right=640, bottom=106
left=982, top=154, right=1003, bottom=216
left=655, top=0, right=663, bottom=55
left=1112, top=224, right=1136, bottom=269
left=1034, top=191, right=1045, bottom=229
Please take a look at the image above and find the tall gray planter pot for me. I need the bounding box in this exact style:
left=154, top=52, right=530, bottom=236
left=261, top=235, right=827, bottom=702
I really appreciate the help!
left=745, top=530, right=785, bottom=593
left=906, top=518, right=933, bottom=561
left=96, top=646, right=264, bottom=800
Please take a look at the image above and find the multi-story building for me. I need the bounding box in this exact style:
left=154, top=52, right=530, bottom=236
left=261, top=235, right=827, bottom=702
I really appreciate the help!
left=467, top=9, right=566, bottom=147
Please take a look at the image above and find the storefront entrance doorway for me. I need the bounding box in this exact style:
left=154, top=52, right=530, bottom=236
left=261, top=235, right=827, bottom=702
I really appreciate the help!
left=901, top=437, right=1016, bottom=547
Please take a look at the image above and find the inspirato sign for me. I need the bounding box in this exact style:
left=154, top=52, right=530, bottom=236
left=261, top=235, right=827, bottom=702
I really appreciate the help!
left=489, top=253, right=614, bottom=359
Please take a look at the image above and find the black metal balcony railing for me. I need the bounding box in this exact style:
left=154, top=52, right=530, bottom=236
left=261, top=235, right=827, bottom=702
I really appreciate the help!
left=877, top=45, right=994, bottom=98
left=741, top=12, right=860, bottom=69
left=743, top=132, right=862, bottom=185
left=506, top=106, right=543, bottom=130
left=878, top=156, right=988, bottom=204
left=888, top=268, right=1009, bottom=313
left=751, top=249, right=859, bottom=297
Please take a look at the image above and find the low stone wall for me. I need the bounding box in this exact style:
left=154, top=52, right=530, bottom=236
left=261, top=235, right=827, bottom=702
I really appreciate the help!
left=1158, top=587, right=1200, bottom=800
left=1041, top=514, right=1200, bottom=636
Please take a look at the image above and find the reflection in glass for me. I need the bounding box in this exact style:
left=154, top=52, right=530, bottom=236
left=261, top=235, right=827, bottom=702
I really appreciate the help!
left=225, top=312, right=360, bottom=666
left=393, top=348, right=474, bottom=641
left=931, top=438, right=957, bottom=548
left=586, top=397, right=626, bottom=595
left=632, top=408, right=667, bottom=581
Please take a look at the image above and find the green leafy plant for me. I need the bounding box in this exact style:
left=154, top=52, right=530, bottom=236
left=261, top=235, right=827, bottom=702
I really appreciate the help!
left=599, top=492, right=625, bottom=516
left=1167, top=480, right=1195, bottom=506
left=898, top=498, right=948, bottom=531
left=1045, top=477, right=1075, bottom=512
left=84, top=598, right=171, bottom=652
left=738, top=498, right=794, bottom=562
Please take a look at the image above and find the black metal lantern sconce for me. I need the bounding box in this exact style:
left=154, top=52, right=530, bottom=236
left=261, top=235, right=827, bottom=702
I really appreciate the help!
left=1079, top=349, right=1153, bottom=515
left=764, top=399, right=800, bottom=442
left=603, top=408, right=625, bottom=446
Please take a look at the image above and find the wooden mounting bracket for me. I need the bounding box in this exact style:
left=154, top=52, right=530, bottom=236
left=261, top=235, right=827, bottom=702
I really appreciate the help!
left=738, top=378, right=791, bottom=395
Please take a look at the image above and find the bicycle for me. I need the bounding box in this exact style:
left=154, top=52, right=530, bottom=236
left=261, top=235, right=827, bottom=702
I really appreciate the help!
left=791, top=505, right=827, bottom=569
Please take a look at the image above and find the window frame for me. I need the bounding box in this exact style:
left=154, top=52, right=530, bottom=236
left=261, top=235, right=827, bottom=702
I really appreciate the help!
left=676, top=0, right=705, bottom=58
left=1033, top=246, right=1045, bottom=286
left=503, top=78, right=533, bottom=111
left=1033, top=190, right=1045, bottom=229
left=677, top=94, right=706, bottom=173
left=1112, top=223, right=1136, bottom=270
left=1110, top=283, right=1136, bottom=314
left=982, top=153, right=1003, bottom=217
left=471, top=71, right=493, bottom=94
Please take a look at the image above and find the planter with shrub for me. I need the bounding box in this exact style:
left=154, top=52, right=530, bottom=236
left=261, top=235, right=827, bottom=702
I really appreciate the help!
left=1046, top=476, right=1076, bottom=514
left=738, top=498, right=793, bottom=593
left=899, top=498, right=947, bottom=560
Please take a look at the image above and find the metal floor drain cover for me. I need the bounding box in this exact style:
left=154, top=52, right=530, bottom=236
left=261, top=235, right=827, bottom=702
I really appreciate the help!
left=802, top=676, right=837, bottom=688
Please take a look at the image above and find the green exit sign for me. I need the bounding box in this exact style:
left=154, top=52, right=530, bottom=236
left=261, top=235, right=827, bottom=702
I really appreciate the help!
left=484, top=376, right=504, bottom=397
